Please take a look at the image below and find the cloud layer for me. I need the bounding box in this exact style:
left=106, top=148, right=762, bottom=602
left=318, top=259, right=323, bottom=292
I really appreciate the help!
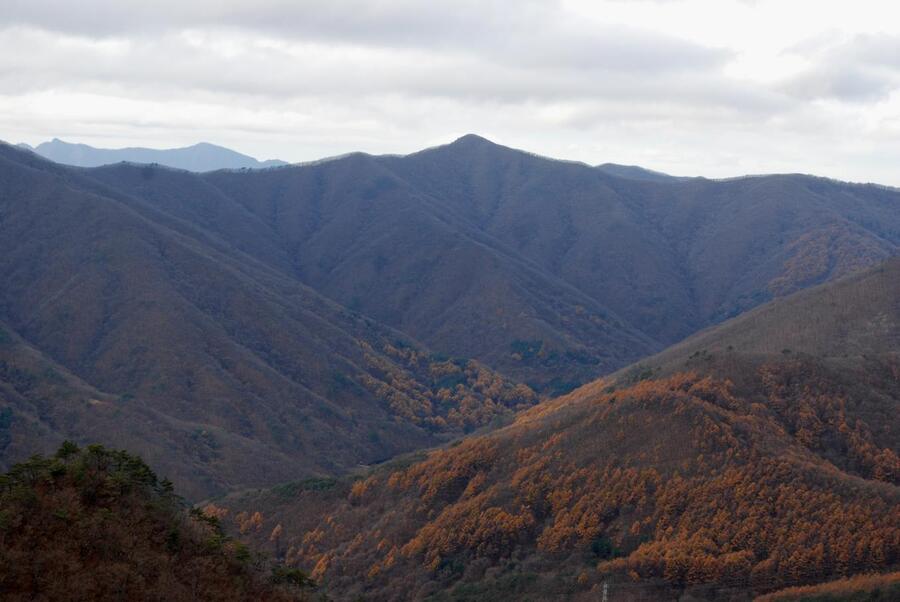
left=3, top=0, right=900, bottom=184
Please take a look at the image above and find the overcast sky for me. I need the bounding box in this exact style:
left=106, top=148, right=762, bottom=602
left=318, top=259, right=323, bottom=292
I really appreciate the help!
left=3, top=0, right=900, bottom=184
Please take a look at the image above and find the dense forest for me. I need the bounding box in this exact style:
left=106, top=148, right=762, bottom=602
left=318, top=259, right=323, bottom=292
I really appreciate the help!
left=219, top=368, right=900, bottom=600
left=217, top=262, right=900, bottom=601
left=0, top=442, right=315, bottom=601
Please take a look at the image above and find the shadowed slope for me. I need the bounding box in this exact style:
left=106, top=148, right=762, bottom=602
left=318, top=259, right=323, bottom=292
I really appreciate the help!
left=384, top=136, right=899, bottom=344
left=0, top=144, right=537, bottom=499
left=91, top=151, right=658, bottom=391
left=2, top=135, right=898, bottom=499
left=83, top=135, right=899, bottom=390
left=618, top=257, right=899, bottom=370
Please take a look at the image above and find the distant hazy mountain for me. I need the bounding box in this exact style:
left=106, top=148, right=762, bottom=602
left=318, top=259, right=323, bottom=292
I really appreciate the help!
left=27, top=138, right=288, bottom=171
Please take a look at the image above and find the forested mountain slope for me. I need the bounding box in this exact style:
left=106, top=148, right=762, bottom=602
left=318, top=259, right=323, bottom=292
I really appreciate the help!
left=617, top=257, right=899, bottom=373
left=77, top=135, right=900, bottom=391
left=89, top=152, right=657, bottom=390
left=0, top=443, right=310, bottom=601
left=1, top=135, right=897, bottom=500
left=220, top=260, right=899, bottom=601
left=0, top=144, right=537, bottom=499
left=383, top=136, right=899, bottom=344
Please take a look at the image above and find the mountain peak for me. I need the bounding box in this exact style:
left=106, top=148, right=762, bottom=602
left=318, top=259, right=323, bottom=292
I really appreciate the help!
left=450, top=133, right=498, bottom=147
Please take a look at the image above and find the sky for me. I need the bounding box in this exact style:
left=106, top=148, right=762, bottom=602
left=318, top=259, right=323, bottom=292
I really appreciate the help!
left=3, top=0, right=900, bottom=184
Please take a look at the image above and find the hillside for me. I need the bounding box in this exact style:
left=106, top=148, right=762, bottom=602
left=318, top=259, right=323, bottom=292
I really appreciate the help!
left=384, top=136, right=899, bottom=344
left=0, top=317, right=174, bottom=475
left=88, top=151, right=658, bottom=390
left=0, top=442, right=311, bottom=601
left=218, top=261, right=900, bottom=601
left=614, top=257, right=899, bottom=375
left=0, top=143, right=537, bottom=499
left=1, top=135, right=898, bottom=498
left=27, top=139, right=288, bottom=171
left=595, top=163, right=690, bottom=182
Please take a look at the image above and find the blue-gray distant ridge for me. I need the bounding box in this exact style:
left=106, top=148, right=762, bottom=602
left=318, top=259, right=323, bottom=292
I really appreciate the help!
left=28, top=138, right=288, bottom=171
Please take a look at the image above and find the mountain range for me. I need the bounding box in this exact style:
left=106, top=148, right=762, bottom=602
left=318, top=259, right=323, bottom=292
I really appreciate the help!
left=18, top=138, right=288, bottom=171
left=76, top=134, right=900, bottom=386
left=1, top=135, right=898, bottom=504
left=0, top=133, right=898, bottom=600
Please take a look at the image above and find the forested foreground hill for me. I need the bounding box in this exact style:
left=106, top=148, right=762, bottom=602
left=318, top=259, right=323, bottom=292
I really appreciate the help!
left=219, top=261, right=900, bottom=601
left=0, top=443, right=315, bottom=601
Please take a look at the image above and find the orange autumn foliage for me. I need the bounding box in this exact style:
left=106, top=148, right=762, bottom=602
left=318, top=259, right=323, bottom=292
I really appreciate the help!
left=222, top=362, right=900, bottom=601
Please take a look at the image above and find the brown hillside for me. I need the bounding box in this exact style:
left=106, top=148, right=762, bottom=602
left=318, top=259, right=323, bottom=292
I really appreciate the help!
left=219, top=260, right=900, bottom=601
left=91, top=149, right=658, bottom=391
left=380, top=136, right=899, bottom=343
left=615, top=257, right=900, bottom=373
left=0, top=443, right=310, bottom=601
left=755, top=570, right=900, bottom=601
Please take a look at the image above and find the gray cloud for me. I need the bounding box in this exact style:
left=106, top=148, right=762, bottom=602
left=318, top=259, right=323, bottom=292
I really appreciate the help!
left=3, top=1, right=549, bottom=46
left=783, top=33, right=900, bottom=102
left=2, top=1, right=730, bottom=75
left=0, top=17, right=747, bottom=109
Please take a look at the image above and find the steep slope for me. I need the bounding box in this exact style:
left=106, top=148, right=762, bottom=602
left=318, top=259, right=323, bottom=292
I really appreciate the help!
left=626, top=174, right=899, bottom=324
left=0, top=442, right=311, bottom=601
left=382, top=136, right=899, bottom=344
left=89, top=154, right=658, bottom=391
left=376, top=135, right=701, bottom=345
left=0, top=144, right=536, bottom=499
left=220, top=261, right=900, bottom=601
left=27, top=138, right=288, bottom=170
left=618, top=257, right=900, bottom=377
left=0, top=318, right=172, bottom=473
